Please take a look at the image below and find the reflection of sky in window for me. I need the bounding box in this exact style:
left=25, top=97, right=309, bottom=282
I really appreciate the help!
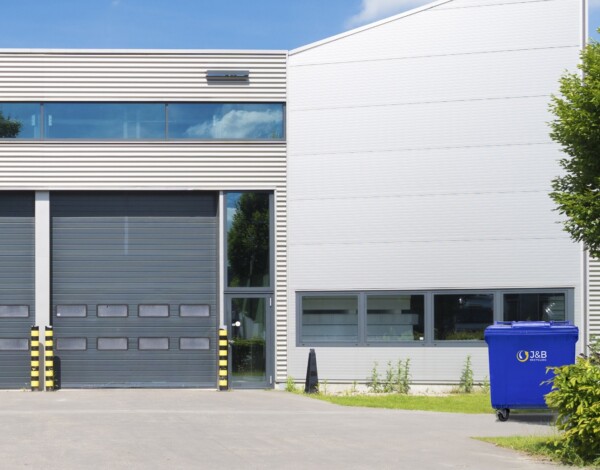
left=169, top=103, right=283, bottom=139
left=0, top=103, right=40, bottom=138
left=45, top=103, right=165, bottom=139
left=226, top=192, right=241, bottom=231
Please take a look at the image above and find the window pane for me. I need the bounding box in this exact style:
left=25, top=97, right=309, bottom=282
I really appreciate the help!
left=0, top=305, right=29, bottom=318
left=0, top=339, right=29, bottom=351
left=56, top=305, right=87, bottom=318
left=434, top=294, right=493, bottom=340
left=367, top=295, right=424, bottom=342
left=301, top=296, right=358, bottom=343
left=179, top=305, right=210, bottom=317
left=97, top=338, right=128, bottom=350
left=227, top=192, right=270, bottom=288
left=168, top=103, right=284, bottom=139
left=138, top=305, right=169, bottom=317
left=56, top=338, right=87, bottom=351
left=504, top=293, right=566, bottom=322
left=44, top=103, right=165, bottom=139
left=180, top=338, right=210, bottom=350
left=0, top=103, right=41, bottom=139
left=138, top=338, right=169, bottom=350
left=97, top=305, right=128, bottom=317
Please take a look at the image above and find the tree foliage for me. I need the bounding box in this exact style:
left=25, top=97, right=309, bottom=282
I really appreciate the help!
left=550, top=38, right=600, bottom=257
left=227, top=193, right=269, bottom=287
left=0, top=112, right=22, bottom=138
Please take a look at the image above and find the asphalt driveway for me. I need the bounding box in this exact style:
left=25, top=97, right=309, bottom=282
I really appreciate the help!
left=0, top=390, right=565, bottom=469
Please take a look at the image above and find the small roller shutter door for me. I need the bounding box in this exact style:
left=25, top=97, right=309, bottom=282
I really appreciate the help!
left=51, top=192, right=217, bottom=388
left=0, top=192, right=34, bottom=389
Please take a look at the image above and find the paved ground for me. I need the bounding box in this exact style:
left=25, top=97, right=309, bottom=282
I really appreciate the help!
left=0, top=389, right=565, bottom=469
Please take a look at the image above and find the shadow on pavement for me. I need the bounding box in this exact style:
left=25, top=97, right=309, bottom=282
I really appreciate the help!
left=502, top=411, right=557, bottom=426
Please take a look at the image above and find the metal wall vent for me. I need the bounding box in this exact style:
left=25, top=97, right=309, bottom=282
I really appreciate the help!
left=206, top=70, right=250, bottom=82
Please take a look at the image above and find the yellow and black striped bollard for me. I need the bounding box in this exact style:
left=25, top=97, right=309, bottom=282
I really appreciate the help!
left=218, top=329, right=228, bottom=391
left=30, top=326, right=40, bottom=391
left=45, top=326, right=54, bottom=391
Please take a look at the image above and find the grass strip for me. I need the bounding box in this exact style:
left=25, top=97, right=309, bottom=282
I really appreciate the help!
left=476, top=436, right=600, bottom=468
left=476, top=436, right=564, bottom=466
left=311, top=392, right=493, bottom=414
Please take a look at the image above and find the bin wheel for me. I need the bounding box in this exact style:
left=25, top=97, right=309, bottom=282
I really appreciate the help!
left=496, top=408, right=510, bottom=422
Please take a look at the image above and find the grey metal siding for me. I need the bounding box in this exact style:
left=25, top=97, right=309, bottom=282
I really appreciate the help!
left=0, top=50, right=286, bottom=102
left=51, top=191, right=217, bottom=388
left=0, top=48, right=288, bottom=382
left=0, top=192, right=34, bottom=389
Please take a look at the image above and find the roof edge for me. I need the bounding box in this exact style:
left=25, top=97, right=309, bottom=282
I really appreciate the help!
left=290, top=0, right=454, bottom=56
left=0, top=48, right=288, bottom=55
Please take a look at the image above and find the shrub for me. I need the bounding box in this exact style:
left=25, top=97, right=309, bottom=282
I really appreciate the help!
left=395, top=358, right=411, bottom=395
left=458, top=355, right=474, bottom=394
left=545, top=357, right=600, bottom=465
left=367, top=362, right=381, bottom=393
left=285, top=376, right=298, bottom=393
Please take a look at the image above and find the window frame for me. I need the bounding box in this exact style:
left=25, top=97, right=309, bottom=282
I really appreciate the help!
left=296, top=288, right=574, bottom=347
left=0, top=102, right=286, bottom=142
left=223, top=191, right=274, bottom=294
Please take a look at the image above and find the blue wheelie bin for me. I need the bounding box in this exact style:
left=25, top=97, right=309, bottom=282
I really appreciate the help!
left=484, top=321, right=578, bottom=421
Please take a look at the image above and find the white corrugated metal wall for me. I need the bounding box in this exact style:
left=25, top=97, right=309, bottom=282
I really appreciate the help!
left=287, top=0, right=584, bottom=383
left=0, top=50, right=289, bottom=382
left=588, top=258, right=600, bottom=341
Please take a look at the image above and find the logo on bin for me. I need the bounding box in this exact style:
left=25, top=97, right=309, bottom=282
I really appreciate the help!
left=516, top=350, right=529, bottom=362
left=516, top=350, right=547, bottom=363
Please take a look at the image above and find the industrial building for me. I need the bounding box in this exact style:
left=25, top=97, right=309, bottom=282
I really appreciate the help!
left=0, top=0, right=590, bottom=389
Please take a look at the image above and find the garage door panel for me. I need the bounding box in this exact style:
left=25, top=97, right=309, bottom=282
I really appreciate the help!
left=52, top=192, right=217, bottom=388
left=0, top=192, right=34, bottom=389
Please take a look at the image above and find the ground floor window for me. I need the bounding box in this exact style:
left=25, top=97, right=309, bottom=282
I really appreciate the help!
left=434, top=294, right=493, bottom=341
left=297, top=289, right=573, bottom=347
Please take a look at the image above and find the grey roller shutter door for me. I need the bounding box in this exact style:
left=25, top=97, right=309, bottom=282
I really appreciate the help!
left=51, top=192, right=217, bottom=388
left=0, top=192, right=34, bottom=389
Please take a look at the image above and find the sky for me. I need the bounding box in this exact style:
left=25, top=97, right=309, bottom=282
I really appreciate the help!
left=0, top=0, right=596, bottom=50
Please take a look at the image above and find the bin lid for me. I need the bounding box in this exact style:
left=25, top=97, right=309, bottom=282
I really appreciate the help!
left=484, top=321, right=578, bottom=338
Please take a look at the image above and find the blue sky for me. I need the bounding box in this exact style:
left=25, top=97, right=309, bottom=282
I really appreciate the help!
left=0, top=0, right=596, bottom=50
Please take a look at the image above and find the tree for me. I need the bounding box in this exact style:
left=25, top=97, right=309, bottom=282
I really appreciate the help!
left=227, top=193, right=270, bottom=287
left=550, top=38, right=600, bottom=257
left=0, top=112, right=22, bottom=138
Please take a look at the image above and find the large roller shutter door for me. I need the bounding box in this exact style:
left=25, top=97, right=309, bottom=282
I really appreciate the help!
left=51, top=192, right=217, bottom=388
left=0, top=192, right=34, bottom=389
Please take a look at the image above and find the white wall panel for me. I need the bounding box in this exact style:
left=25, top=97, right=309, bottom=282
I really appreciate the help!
left=290, top=97, right=553, bottom=156
left=287, top=346, right=491, bottom=384
left=289, top=47, right=579, bottom=111
left=288, top=145, right=564, bottom=198
left=287, top=0, right=583, bottom=382
left=290, top=192, right=567, bottom=246
left=291, top=1, right=579, bottom=64
left=288, top=239, right=579, bottom=291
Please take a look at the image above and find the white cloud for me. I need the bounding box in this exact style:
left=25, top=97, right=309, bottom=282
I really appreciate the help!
left=347, top=0, right=431, bottom=27
left=185, top=108, right=283, bottom=139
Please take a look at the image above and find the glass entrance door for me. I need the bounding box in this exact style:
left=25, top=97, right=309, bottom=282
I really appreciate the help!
left=226, top=295, right=272, bottom=388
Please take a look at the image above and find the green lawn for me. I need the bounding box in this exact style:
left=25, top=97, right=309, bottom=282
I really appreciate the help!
left=311, top=392, right=493, bottom=414
left=477, top=436, right=600, bottom=468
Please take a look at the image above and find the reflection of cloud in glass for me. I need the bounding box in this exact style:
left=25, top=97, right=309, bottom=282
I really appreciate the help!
left=226, top=193, right=241, bottom=231
left=185, top=107, right=282, bottom=139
